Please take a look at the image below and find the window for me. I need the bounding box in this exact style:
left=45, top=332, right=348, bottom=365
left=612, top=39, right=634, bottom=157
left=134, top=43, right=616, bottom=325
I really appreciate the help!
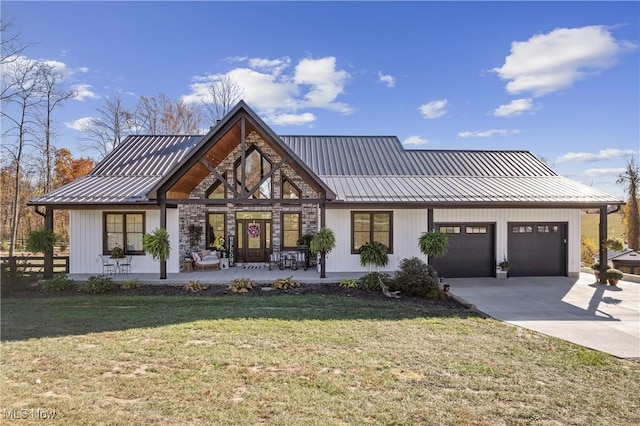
left=466, top=226, right=487, bottom=234
left=282, top=175, right=301, bottom=199
left=206, top=174, right=227, bottom=199
left=207, top=213, right=226, bottom=249
left=537, top=225, right=559, bottom=233
left=351, top=211, right=393, bottom=253
left=282, top=213, right=301, bottom=249
left=512, top=225, right=533, bottom=233
left=439, top=226, right=461, bottom=234
left=235, top=146, right=272, bottom=199
left=104, top=213, right=145, bottom=254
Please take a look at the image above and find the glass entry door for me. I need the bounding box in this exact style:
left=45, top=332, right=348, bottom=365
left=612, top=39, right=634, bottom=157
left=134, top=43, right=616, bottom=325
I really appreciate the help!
left=235, top=212, right=272, bottom=263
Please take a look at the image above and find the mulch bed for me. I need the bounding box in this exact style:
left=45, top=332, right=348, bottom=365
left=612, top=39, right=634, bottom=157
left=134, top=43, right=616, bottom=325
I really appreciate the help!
left=3, top=282, right=464, bottom=308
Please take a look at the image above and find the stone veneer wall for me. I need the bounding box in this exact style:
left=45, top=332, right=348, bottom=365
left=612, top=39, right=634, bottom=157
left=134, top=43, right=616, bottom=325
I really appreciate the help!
left=178, top=131, right=320, bottom=261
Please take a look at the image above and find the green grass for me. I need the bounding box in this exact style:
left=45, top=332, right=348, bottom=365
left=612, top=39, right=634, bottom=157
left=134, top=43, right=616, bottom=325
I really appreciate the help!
left=2, top=295, right=640, bottom=425
left=582, top=211, right=625, bottom=242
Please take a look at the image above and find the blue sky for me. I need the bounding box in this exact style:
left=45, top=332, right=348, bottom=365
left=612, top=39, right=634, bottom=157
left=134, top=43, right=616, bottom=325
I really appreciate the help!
left=3, top=1, right=638, bottom=198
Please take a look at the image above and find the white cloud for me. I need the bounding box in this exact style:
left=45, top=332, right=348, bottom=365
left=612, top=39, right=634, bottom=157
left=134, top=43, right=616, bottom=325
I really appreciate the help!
left=493, top=25, right=635, bottom=96
left=65, top=116, right=94, bottom=131
left=403, top=135, right=430, bottom=146
left=556, top=148, right=638, bottom=164
left=378, top=71, right=395, bottom=88
left=182, top=56, right=352, bottom=126
left=458, top=129, right=520, bottom=138
left=270, top=112, right=316, bottom=126
left=71, top=84, right=100, bottom=101
left=582, top=168, right=626, bottom=178
left=77, top=67, right=90, bottom=73
left=493, top=98, right=535, bottom=117
left=419, top=99, right=448, bottom=119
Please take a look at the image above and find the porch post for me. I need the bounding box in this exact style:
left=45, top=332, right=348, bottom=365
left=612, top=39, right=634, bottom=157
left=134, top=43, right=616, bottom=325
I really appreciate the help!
left=240, top=116, right=246, bottom=198
left=160, top=199, right=167, bottom=280
left=599, top=205, right=608, bottom=284
left=427, top=208, right=434, bottom=266
left=320, top=201, right=326, bottom=278
left=44, top=207, right=54, bottom=280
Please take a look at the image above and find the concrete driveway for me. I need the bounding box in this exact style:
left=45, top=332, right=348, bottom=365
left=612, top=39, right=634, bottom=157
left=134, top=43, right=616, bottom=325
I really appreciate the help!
left=447, top=273, right=640, bottom=359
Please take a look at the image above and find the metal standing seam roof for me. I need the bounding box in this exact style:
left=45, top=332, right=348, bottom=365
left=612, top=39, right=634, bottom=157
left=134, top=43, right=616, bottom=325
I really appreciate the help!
left=30, top=133, right=623, bottom=206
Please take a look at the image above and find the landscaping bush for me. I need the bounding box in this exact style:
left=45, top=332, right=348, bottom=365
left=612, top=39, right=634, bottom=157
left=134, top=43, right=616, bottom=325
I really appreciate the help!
left=183, top=280, right=208, bottom=292
left=359, top=272, right=393, bottom=292
left=340, top=278, right=359, bottom=288
left=121, top=279, right=138, bottom=290
left=273, top=276, right=299, bottom=290
left=38, top=275, right=77, bottom=293
left=228, top=277, right=255, bottom=293
left=392, top=257, right=442, bottom=298
left=79, top=276, right=115, bottom=294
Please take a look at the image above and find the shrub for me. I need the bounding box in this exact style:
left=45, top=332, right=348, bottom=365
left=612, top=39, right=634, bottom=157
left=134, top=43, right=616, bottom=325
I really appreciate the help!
left=392, top=257, right=441, bottom=298
left=228, top=277, right=254, bottom=293
left=38, top=275, right=76, bottom=293
left=273, top=276, right=299, bottom=290
left=604, top=269, right=624, bottom=280
left=121, top=279, right=138, bottom=290
left=359, top=272, right=392, bottom=292
left=184, top=280, right=208, bottom=292
left=340, top=279, right=358, bottom=288
left=80, top=276, right=115, bottom=294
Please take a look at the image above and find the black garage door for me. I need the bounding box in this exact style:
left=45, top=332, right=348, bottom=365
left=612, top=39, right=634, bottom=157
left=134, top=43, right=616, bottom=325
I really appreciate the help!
left=508, top=223, right=567, bottom=277
left=432, top=224, right=495, bottom=278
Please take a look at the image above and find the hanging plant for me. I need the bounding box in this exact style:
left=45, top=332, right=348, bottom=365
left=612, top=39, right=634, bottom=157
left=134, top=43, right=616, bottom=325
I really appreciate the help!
left=143, top=228, right=171, bottom=261
left=248, top=223, right=261, bottom=238
left=310, top=227, right=336, bottom=256
left=359, top=241, right=389, bottom=272
left=418, top=231, right=448, bottom=259
left=26, top=228, right=56, bottom=254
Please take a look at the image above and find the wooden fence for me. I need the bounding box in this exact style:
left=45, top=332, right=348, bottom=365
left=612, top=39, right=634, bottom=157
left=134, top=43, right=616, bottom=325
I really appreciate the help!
left=1, top=256, right=70, bottom=276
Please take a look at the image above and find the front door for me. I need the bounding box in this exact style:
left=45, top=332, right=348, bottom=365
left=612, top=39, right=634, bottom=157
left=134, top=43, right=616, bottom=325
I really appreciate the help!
left=236, top=219, right=271, bottom=263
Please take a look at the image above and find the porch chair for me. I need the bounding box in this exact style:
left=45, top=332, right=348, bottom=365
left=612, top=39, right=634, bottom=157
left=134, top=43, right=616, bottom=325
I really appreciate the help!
left=99, top=255, right=115, bottom=275
left=119, top=256, right=132, bottom=274
left=192, top=251, right=220, bottom=270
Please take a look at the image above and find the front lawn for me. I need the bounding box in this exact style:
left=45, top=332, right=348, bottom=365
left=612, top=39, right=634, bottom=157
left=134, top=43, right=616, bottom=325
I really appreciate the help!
left=2, top=295, right=639, bottom=425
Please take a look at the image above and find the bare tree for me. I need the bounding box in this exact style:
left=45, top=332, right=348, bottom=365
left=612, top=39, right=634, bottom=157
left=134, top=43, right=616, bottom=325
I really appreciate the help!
left=134, top=93, right=202, bottom=135
left=1, top=57, right=44, bottom=256
left=37, top=63, right=76, bottom=192
left=78, top=93, right=132, bottom=159
left=202, top=75, right=243, bottom=125
left=1, top=18, right=30, bottom=67
left=617, top=156, right=640, bottom=250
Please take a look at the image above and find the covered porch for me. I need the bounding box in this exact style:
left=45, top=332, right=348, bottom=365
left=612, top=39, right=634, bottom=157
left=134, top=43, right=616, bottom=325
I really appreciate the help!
left=66, top=266, right=366, bottom=286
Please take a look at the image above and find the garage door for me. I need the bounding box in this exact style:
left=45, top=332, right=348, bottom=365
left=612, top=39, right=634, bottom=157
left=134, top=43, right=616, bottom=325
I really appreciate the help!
left=432, top=224, right=495, bottom=278
left=508, top=223, right=567, bottom=277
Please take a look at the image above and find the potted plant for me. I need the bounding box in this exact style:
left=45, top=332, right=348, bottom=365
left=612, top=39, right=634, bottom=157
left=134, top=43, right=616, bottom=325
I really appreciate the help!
left=418, top=230, right=448, bottom=259
left=110, top=246, right=125, bottom=259
left=603, top=268, right=623, bottom=286
left=359, top=241, right=389, bottom=272
left=310, top=227, right=336, bottom=279
left=590, top=262, right=610, bottom=281
left=296, top=234, right=314, bottom=267
left=499, top=256, right=510, bottom=271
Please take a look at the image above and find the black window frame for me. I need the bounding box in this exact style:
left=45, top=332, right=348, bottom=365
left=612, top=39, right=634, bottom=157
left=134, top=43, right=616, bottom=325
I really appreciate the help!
left=281, top=212, right=302, bottom=250
left=281, top=175, right=302, bottom=199
left=206, top=212, right=227, bottom=250
left=103, top=212, right=146, bottom=255
left=234, top=144, right=273, bottom=199
left=205, top=173, right=227, bottom=199
left=351, top=211, right=393, bottom=254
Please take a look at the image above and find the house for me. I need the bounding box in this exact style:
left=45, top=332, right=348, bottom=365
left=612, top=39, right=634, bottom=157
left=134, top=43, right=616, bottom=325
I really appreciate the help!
left=29, top=101, right=623, bottom=279
left=597, top=249, right=640, bottom=275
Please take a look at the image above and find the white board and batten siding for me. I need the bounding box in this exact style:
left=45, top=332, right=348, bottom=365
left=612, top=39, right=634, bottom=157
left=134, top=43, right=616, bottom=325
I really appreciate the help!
left=325, top=208, right=581, bottom=276
left=69, top=209, right=180, bottom=274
